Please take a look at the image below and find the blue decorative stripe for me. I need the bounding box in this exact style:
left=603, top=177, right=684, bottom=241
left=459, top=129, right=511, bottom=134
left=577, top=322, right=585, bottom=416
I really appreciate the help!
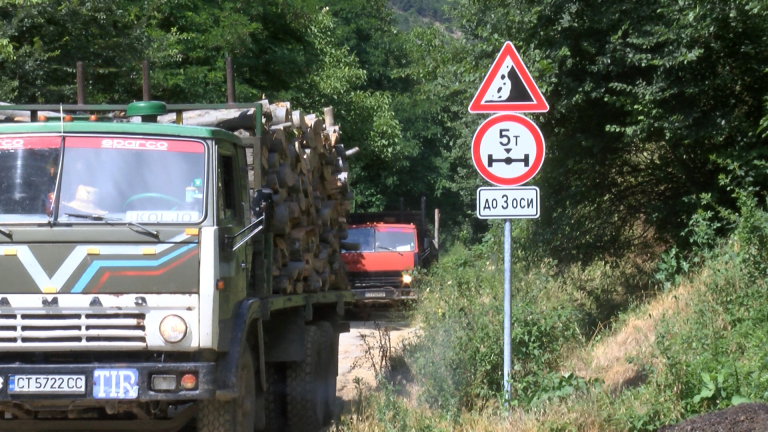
left=70, top=244, right=197, bottom=293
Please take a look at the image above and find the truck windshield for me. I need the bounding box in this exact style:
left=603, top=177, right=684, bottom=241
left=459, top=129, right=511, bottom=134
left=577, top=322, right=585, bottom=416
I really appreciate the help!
left=346, top=227, right=374, bottom=252
left=375, top=228, right=415, bottom=252
left=57, top=136, right=206, bottom=223
left=343, top=227, right=415, bottom=253
left=0, top=136, right=61, bottom=222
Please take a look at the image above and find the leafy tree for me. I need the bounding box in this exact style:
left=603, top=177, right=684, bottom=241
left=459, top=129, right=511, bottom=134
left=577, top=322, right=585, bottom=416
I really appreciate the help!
left=441, top=0, right=768, bottom=261
left=0, top=0, right=150, bottom=103
left=0, top=0, right=412, bottom=214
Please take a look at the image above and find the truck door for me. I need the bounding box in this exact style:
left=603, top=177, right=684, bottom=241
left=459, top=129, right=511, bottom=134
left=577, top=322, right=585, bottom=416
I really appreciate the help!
left=216, top=141, right=248, bottom=326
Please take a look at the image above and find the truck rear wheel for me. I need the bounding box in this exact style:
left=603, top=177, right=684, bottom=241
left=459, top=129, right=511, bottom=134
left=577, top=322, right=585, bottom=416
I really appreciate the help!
left=286, top=326, right=325, bottom=432
left=198, top=346, right=257, bottom=432
left=313, top=322, right=338, bottom=425
left=264, top=363, right=286, bottom=432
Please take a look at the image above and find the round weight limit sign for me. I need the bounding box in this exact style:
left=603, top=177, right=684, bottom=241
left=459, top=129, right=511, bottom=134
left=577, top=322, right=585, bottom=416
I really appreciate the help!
left=471, top=113, right=545, bottom=186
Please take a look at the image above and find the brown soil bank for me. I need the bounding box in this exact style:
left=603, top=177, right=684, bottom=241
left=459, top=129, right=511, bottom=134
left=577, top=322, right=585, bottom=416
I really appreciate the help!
left=659, top=403, right=768, bottom=432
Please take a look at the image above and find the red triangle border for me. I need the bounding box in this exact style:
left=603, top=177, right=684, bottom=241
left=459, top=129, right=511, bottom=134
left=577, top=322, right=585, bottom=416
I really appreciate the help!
left=468, top=41, right=549, bottom=113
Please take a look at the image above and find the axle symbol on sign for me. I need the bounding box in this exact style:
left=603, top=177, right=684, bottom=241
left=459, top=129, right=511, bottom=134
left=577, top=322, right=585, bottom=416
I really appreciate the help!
left=489, top=129, right=529, bottom=167
left=488, top=153, right=530, bottom=168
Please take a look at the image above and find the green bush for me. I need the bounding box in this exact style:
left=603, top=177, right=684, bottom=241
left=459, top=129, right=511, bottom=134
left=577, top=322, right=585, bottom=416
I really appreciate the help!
left=405, top=221, right=654, bottom=414
left=608, top=193, right=768, bottom=430
left=655, top=195, right=768, bottom=415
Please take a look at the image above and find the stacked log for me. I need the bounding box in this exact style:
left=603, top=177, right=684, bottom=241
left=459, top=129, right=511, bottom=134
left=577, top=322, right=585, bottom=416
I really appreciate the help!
left=152, top=101, right=353, bottom=294
left=251, top=103, right=353, bottom=294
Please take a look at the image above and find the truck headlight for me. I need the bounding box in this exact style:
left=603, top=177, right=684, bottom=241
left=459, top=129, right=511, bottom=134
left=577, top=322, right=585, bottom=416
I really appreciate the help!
left=159, top=315, right=188, bottom=343
left=402, top=274, right=413, bottom=284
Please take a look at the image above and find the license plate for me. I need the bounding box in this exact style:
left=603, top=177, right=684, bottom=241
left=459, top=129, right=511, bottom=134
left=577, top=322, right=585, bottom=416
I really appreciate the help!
left=9, top=375, right=85, bottom=394
left=93, top=369, right=139, bottom=399
left=365, top=292, right=387, bottom=298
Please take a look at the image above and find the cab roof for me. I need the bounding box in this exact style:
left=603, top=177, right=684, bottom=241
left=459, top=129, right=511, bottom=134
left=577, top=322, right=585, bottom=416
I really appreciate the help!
left=349, top=223, right=416, bottom=230
left=0, top=121, right=240, bottom=142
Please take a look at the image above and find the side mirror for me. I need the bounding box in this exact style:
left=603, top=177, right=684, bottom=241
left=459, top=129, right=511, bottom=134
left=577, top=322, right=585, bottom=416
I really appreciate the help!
left=340, top=241, right=360, bottom=252
left=251, top=188, right=273, bottom=216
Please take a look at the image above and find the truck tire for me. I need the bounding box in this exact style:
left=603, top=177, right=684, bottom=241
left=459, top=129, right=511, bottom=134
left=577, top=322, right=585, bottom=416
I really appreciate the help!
left=312, top=322, right=337, bottom=425
left=198, top=346, right=257, bottom=432
left=286, top=326, right=325, bottom=432
left=264, top=363, right=286, bottom=432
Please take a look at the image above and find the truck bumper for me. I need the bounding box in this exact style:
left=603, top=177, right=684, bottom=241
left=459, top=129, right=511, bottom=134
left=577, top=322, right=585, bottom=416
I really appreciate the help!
left=352, top=287, right=418, bottom=302
left=0, top=361, right=215, bottom=402
left=0, top=411, right=196, bottom=432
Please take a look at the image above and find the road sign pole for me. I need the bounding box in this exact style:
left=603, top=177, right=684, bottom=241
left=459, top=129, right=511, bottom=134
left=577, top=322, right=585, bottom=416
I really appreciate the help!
left=503, top=219, right=512, bottom=400
left=468, top=40, right=549, bottom=405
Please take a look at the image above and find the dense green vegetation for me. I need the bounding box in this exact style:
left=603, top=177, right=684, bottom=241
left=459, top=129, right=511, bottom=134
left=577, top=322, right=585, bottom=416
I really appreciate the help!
left=3, top=0, right=768, bottom=429
left=345, top=191, right=768, bottom=431
left=389, top=0, right=450, bottom=30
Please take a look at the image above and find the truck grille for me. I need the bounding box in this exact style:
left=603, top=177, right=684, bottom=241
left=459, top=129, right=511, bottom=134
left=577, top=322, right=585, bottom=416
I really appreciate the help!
left=0, top=312, right=147, bottom=349
left=349, top=272, right=403, bottom=290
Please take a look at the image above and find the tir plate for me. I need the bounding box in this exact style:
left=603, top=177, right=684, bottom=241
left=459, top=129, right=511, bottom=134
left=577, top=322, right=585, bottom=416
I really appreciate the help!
left=9, top=375, right=86, bottom=394
left=93, top=369, right=140, bottom=399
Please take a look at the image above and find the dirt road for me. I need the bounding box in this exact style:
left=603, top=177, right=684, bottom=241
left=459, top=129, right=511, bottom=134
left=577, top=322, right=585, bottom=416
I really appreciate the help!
left=336, top=312, right=417, bottom=402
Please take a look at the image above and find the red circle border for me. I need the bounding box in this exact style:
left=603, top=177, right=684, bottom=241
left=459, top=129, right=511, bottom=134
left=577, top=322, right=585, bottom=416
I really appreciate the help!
left=471, top=113, right=545, bottom=186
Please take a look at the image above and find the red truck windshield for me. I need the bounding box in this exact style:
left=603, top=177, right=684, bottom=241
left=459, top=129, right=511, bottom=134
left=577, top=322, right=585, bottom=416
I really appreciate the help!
left=344, top=227, right=416, bottom=253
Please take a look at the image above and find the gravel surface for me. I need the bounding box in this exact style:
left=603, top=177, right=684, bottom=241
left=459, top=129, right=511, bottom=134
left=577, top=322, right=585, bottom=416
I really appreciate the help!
left=659, top=403, right=768, bottom=432
left=336, top=316, right=416, bottom=402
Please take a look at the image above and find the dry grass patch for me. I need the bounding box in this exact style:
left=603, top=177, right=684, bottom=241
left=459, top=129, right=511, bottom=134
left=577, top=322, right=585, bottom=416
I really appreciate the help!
left=569, top=281, right=695, bottom=392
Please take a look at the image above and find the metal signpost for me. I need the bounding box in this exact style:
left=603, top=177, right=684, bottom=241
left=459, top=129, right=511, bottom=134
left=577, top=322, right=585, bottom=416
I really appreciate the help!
left=468, top=41, right=548, bottom=401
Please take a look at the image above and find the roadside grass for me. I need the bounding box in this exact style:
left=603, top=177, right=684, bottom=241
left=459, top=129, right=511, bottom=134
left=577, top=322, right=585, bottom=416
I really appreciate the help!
left=337, top=195, right=768, bottom=431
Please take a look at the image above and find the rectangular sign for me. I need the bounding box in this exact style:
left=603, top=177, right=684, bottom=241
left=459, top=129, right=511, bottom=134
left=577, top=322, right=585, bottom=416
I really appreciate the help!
left=476, top=186, right=539, bottom=219
left=9, top=375, right=86, bottom=394
left=93, top=369, right=139, bottom=399
left=126, top=211, right=200, bottom=223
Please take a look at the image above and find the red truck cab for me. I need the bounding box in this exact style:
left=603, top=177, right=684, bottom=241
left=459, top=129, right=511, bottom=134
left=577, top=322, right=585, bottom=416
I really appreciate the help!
left=341, top=223, right=419, bottom=301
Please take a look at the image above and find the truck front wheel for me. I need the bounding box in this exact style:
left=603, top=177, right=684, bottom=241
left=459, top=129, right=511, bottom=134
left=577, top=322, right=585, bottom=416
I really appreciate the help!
left=198, top=346, right=258, bottom=432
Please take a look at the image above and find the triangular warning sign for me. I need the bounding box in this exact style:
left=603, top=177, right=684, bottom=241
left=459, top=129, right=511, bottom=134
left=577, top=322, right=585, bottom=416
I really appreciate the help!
left=468, top=41, right=549, bottom=113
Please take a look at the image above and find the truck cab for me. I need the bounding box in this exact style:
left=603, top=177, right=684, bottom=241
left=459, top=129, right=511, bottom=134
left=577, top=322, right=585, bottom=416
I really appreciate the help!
left=340, top=204, right=438, bottom=303
left=0, top=101, right=352, bottom=432
left=341, top=223, right=419, bottom=301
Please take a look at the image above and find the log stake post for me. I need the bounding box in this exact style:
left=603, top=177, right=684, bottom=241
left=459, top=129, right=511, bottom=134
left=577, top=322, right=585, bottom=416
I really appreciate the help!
left=254, top=103, right=273, bottom=296
left=434, top=208, right=440, bottom=253
left=76, top=61, right=85, bottom=105
left=142, top=61, right=151, bottom=101
left=226, top=57, right=235, bottom=103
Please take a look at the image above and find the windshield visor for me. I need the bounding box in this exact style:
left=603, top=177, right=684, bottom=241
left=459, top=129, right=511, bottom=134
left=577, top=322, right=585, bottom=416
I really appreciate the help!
left=0, top=136, right=61, bottom=222
left=375, top=228, right=416, bottom=252
left=58, top=136, right=206, bottom=223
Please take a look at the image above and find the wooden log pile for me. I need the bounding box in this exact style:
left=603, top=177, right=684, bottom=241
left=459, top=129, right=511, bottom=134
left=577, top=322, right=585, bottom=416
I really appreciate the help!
left=252, top=103, right=354, bottom=294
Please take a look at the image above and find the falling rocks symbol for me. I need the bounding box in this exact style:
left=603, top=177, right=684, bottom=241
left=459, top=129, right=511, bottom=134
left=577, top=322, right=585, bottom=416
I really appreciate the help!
left=468, top=41, right=549, bottom=113
left=484, top=57, right=534, bottom=104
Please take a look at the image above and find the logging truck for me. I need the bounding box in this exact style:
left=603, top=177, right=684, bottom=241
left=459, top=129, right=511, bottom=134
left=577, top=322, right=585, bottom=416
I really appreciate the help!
left=0, top=99, right=354, bottom=432
left=341, top=201, right=438, bottom=304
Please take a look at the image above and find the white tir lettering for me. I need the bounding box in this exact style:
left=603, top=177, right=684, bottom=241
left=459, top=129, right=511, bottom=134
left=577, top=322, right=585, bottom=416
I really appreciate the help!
left=119, top=371, right=138, bottom=397
left=109, top=371, right=118, bottom=397
left=94, top=370, right=109, bottom=397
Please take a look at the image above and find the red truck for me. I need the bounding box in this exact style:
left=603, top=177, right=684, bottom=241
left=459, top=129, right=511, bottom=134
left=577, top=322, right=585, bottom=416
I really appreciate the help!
left=341, top=199, right=438, bottom=303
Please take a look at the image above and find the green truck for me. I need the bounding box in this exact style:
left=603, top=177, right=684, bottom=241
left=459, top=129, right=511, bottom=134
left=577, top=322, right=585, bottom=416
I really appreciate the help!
left=0, top=100, right=352, bottom=432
